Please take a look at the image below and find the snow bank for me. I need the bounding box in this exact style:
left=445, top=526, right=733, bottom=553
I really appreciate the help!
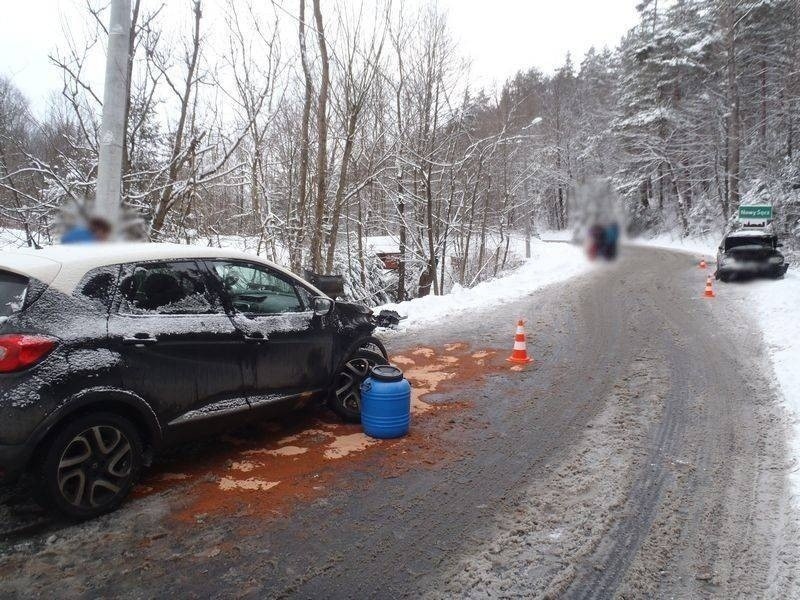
left=749, top=273, right=800, bottom=411
left=375, top=240, right=591, bottom=332
left=538, top=229, right=575, bottom=242
left=628, top=232, right=720, bottom=256
left=746, top=272, right=800, bottom=496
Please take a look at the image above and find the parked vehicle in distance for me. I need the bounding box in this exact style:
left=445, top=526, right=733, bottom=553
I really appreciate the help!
left=0, top=243, right=387, bottom=519
left=715, top=228, right=789, bottom=282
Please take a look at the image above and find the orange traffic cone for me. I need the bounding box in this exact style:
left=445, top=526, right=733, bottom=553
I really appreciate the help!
left=699, top=259, right=707, bottom=269
left=507, top=320, right=534, bottom=364
left=703, top=275, right=715, bottom=298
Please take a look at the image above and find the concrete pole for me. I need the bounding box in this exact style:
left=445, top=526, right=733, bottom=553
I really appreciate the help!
left=95, top=0, right=131, bottom=230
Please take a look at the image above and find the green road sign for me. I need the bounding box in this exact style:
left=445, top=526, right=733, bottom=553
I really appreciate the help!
left=738, top=205, right=773, bottom=220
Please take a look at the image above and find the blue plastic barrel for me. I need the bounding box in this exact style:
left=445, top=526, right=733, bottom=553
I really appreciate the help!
left=360, top=365, right=411, bottom=439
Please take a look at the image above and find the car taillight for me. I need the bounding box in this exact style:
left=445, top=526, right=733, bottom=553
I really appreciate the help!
left=0, top=334, right=58, bottom=373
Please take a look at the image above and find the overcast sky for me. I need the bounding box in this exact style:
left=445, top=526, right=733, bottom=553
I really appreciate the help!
left=438, top=0, right=638, bottom=86
left=0, top=0, right=639, bottom=116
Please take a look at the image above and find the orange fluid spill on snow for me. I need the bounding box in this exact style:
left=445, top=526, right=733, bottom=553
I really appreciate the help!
left=445, top=342, right=467, bottom=352
left=133, top=342, right=504, bottom=523
left=323, top=433, right=378, bottom=459
left=412, top=347, right=435, bottom=357
left=158, top=472, right=189, bottom=482
left=391, top=356, right=415, bottom=366
left=229, top=461, right=259, bottom=472
left=250, top=445, right=308, bottom=457
left=403, top=362, right=457, bottom=413
left=218, top=477, right=280, bottom=492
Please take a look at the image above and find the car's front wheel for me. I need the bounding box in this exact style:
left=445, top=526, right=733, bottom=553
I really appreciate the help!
left=37, top=412, right=143, bottom=520
left=329, top=349, right=389, bottom=423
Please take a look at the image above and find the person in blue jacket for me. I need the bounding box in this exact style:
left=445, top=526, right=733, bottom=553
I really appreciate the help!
left=604, top=222, right=620, bottom=260
left=61, top=216, right=112, bottom=244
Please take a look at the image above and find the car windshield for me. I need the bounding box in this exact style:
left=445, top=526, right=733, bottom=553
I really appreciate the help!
left=0, top=270, right=29, bottom=318
left=725, top=236, right=773, bottom=251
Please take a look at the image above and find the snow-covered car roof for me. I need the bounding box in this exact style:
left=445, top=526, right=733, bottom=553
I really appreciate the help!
left=0, top=242, right=321, bottom=295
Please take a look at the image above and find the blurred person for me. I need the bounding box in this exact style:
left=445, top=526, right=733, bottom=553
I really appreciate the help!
left=603, top=222, right=620, bottom=260
left=61, top=215, right=113, bottom=244
left=587, top=224, right=604, bottom=260
left=88, top=216, right=112, bottom=241
left=60, top=223, right=96, bottom=244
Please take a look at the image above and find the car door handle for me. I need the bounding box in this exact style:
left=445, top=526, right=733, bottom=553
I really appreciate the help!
left=122, top=334, right=158, bottom=346
left=242, top=332, right=266, bottom=343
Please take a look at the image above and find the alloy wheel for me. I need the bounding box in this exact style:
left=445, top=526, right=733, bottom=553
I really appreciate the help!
left=335, top=355, right=382, bottom=413
left=57, top=425, right=134, bottom=509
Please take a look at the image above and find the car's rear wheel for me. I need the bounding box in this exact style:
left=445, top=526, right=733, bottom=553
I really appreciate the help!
left=37, top=413, right=143, bottom=520
left=329, top=349, right=389, bottom=423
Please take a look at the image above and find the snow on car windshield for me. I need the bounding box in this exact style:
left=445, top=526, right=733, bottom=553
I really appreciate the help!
left=0, top=270, right=28, bottom=317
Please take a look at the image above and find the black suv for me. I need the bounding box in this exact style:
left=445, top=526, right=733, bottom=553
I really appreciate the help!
left=0, top=243, right=387, bottom=518
left=716, top=229, right=789, bottom=282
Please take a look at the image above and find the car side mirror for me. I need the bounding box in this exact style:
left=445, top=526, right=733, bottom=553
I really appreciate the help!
left=777, top=242, right=784, bottom=248
left=313, top=296, right=334, bottom=316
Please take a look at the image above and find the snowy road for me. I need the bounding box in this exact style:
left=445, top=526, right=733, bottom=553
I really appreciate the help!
left=1, top=245, right=798, bottom=598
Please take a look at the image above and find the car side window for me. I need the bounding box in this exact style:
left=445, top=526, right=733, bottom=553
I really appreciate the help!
left=209, top=261, right=306, bottom=315
left=117, top=261, right=222, bottom=315
left=75, top=266, right=120, bottom=309
left=0, top=270, right=28, bottom=317
left=295, top=284, right=315, bottom=309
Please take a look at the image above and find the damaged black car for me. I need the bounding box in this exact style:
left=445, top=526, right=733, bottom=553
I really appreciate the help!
left=0, top=243, right=387, bottom=519
left=715, top=229, right=789, bottom=282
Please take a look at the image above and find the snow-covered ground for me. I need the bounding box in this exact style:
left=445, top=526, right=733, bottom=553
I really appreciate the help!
left=626, top=231, right=721, bottom=256
left=538, top=229, right=575, bottom=243
left=375, top=239, right=591, bottom=332
left=746, top=271, right=800, bottom=496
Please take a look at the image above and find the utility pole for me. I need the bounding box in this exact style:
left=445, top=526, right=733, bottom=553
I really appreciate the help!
left=95, top=0, right=131, bottom=230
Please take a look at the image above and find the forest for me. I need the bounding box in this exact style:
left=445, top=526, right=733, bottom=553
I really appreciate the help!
left=0, top=0, right=798, bottom=304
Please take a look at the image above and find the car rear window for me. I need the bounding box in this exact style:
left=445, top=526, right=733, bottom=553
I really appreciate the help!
left=0, top=270, right=29, bottom=317
left=725, top=236, right=771, bottom=250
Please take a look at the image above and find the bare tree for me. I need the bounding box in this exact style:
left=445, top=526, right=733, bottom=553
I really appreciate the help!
left=295, top=0, right=314, bottom=272
left=308, top=0, right=330, bottom=272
